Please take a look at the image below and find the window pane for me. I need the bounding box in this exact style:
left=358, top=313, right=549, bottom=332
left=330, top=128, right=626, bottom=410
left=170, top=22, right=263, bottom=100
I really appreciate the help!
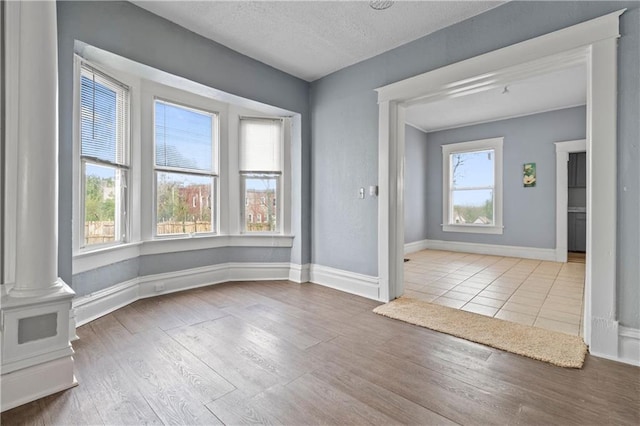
left=156, top=172, right=214, bottom=235
left=81, top=70, right=128, bottom=164
left=243, top=175, right=278, bottom=232
left=84, top=163, right=117, bottom=246
left=451, top=189, right=494, bottom=225
left=451, top=150, right=494, bottom=188
left=239, top=118, right=282, bottom=172
left=155, top=100, right=214, bottom=172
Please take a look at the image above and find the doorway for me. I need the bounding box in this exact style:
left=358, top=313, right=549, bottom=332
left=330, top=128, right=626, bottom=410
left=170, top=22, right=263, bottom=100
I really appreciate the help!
left=376, top=10, right=623, bottom=357
left=555, top=140, right=587, bottom=264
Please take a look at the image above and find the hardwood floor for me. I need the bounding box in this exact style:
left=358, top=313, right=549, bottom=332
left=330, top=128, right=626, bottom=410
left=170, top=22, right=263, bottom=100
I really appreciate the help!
left=2, top=280, right=639, bottom=425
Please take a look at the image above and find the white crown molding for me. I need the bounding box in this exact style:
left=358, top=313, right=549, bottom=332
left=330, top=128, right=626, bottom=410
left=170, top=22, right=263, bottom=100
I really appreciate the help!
left=422, top=102, right=587, bottom=134
left=404, top=121, right=429, bottom=134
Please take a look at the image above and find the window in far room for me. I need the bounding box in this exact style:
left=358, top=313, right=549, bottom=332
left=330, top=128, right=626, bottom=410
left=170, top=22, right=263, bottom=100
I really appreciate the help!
left=442, top=137, right=503, bottom=234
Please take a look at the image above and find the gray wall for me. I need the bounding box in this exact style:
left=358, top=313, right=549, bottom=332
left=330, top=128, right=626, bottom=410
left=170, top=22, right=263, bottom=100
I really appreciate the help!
left=72, top=247, right=290, bottom=297
left=425, top=106, right=586, bottom=248
left=310, top=2, right=639, bottom=328
left=57, top=1, right=312, bottom=294
left=138, top=247, right=290, bottom=277
left=72, top=259, right=139, bottom=297
left=404, top=125, right=429, bottom=244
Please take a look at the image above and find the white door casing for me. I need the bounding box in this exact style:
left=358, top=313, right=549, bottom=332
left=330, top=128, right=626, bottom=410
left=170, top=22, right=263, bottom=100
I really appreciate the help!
left=376, top=10, right=624, bottom=359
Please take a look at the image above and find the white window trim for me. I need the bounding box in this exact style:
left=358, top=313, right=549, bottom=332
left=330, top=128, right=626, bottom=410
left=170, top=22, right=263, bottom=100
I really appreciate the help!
left=232, top=108, right=291, bottom=236
left=72, top=56, right=141, bottom=255
left=140, top=80, right=227, bottom=241
left=151, top=95, right=221, bottom=238
left=441, top=137, right=504, bottom=234
left=72, top=59, right=294, bottom=273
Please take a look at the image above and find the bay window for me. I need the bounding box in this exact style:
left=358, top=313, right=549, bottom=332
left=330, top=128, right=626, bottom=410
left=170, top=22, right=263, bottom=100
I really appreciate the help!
left=73, top=54, right=294, bottom=271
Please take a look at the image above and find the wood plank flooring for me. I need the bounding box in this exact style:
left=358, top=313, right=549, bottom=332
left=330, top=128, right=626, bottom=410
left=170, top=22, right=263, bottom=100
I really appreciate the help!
left=2, top=280, right=639, bottom=425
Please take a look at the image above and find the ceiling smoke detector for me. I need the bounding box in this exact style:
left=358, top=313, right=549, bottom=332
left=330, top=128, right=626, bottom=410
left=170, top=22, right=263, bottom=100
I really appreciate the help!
left=370, top=1, right=394, bottom=11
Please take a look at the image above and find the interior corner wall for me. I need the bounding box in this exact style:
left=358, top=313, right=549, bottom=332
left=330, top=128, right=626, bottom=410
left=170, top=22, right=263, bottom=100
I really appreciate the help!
left=310, top=1, right=639, bottom=328
left=56, top=1, right=311, bottom=293
left=425, top=106, right=586, bottom=248
left=404, top=125, right=429, bottom=244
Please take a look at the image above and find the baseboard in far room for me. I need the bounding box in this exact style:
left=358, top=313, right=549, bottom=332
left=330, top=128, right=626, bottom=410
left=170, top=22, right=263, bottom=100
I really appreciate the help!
left=404, top=239, right=557, bottom=261
left=309, top=264, right=380, bottom=301
left=404, top=239, right=430, bottom=254
left=73, top=262, right=297, bottom=327
left=618, top=326, right=640, bottom=366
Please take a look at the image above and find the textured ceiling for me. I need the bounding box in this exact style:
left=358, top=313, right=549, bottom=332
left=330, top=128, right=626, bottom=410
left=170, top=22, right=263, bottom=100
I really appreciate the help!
left=131, top=1, right=505, bottom=82
left=405, top=64, right=587, bottom=132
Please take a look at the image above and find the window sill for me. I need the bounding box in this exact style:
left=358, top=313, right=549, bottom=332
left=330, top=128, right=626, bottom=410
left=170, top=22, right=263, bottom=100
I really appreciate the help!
left=140, top=234, right=294, bottom=255
left=73, top=235, right=294, bottom=273
left=442, top=224, right=504, bottom=235
left=73, top=242, right=143, bottom=274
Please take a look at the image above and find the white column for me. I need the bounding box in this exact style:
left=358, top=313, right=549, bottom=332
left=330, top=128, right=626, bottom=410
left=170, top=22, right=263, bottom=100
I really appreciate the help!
left=1, top=1, right=76, bottom=412
left=10, top=0, right=63, bottom=297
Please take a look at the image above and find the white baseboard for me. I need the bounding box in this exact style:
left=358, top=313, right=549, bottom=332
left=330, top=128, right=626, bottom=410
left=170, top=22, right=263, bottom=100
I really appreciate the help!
left=418, top=239, right=557, bottom=261
left=137, top=262, right=291, bottom=298
left=310, top=264, right=380, bottom=301
left=404, top=239, right=430, bottom=254
left=73, top=279, right=140, bottom=328
left=618, top=326, right=640, bottom=366
left=1, top=355, right=77, bottom=412
left=68, top=259, right=640, bottom=368
left=73, top=262, right=295, bottom=327
left=289, top=263, right=310, bottom=283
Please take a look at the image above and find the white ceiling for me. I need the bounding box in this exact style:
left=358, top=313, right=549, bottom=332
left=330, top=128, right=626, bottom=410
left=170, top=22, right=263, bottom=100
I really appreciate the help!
left=405, top=64, right=587, bottom=132
left=131, top=0, right=505, bottom=82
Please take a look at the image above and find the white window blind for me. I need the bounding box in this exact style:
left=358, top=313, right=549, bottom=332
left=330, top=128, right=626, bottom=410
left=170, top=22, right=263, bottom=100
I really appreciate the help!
left=155, top=100, right=217, bottom=173
left=239, top=118, right=282, bottom=172
left=80, top=65, right=129, bottom=166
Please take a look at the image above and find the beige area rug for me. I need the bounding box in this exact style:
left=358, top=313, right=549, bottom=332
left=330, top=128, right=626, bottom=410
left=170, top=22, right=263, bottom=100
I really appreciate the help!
left=373, top=297, right=588, bottom=368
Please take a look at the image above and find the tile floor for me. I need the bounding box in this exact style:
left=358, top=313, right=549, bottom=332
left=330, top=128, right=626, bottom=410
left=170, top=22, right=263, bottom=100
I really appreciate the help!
left=403, top=249, right=585, bottom=336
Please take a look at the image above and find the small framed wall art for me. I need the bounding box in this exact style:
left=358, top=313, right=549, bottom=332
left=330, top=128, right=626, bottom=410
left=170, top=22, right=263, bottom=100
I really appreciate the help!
left=523, top=163, right=536, bottom=187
